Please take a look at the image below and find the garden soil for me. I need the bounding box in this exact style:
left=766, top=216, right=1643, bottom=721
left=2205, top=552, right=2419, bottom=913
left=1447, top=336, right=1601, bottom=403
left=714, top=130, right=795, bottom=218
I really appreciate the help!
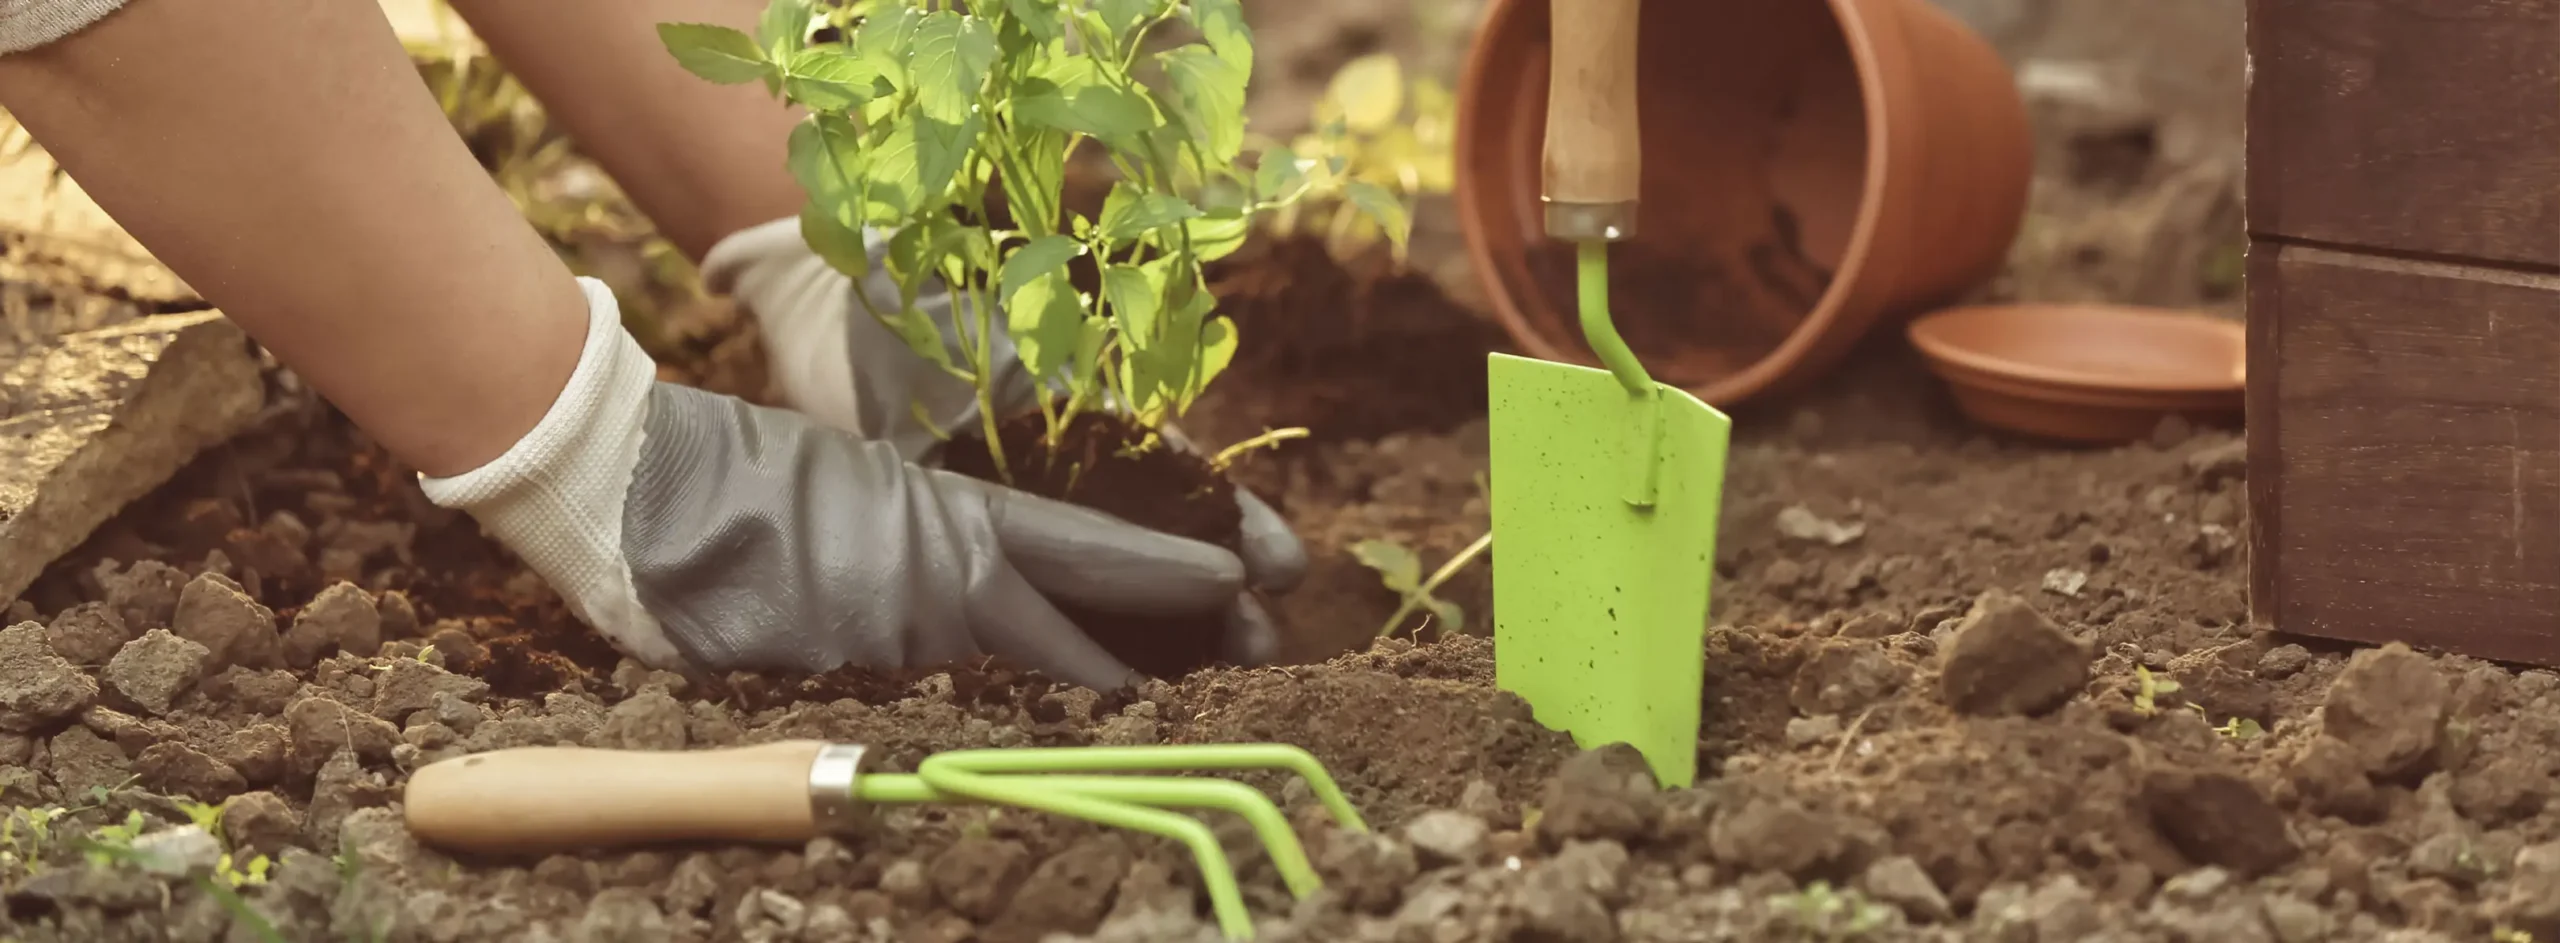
left=2, top=236, right=2554, bottom=943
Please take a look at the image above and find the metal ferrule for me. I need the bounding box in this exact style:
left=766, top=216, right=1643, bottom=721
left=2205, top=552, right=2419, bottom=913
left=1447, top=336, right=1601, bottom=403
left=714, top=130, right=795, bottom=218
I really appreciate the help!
left=806, top=743, right=871, bottom=835
left=1543, top=199, right=1640, bottom=242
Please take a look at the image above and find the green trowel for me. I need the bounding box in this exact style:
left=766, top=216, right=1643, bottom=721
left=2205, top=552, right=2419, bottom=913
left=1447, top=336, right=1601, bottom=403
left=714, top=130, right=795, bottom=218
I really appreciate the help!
left=1488, top=0, right=1731, bottom=789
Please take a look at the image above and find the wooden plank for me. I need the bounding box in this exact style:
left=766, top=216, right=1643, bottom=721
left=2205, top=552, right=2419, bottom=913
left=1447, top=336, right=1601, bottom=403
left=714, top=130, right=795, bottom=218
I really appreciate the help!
left=2249, top=244, right=2560, bottom=664
left=2246, top=0, right=2560, bottom=266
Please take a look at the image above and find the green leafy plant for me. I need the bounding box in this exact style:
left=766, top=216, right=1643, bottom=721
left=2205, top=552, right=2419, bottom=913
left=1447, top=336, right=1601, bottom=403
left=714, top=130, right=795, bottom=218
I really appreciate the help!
left=1257, top=52, right=1447, bottom=264
left=659, top=0, right=1380, bottom=480
left=2131, top=665, right=2181, bottom=717
left=1352, top=532, right=1491, bottom=638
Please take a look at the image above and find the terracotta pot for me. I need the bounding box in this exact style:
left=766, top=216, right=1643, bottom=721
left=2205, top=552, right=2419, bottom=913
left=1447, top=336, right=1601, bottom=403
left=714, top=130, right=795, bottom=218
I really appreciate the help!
left=1907, top=303, right=2245, bottom=443
left=1454, top=0, right=2034, bottom=405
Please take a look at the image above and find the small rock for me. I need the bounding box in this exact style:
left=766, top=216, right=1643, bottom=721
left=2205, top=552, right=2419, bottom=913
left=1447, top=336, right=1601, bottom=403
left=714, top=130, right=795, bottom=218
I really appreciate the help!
left=929, top=837, right=1032, bottom=921
left=1536, top=744, right=1659, bottom=847
left=2406, top=832, right=2488, bottom=887
left=1403, top=810, right=1491, bottom=865
left=1787, top=714, right=1843, bottom=747
left=95, top=560, right=187, bottom=632
left=572, top=887, right=669, bottom=943
left=2187, top=439, right=2247, bottom=487
left=588, top=690, right=690, bottom=751
left=129, top=824, right=223, bottom=877
left=1709, top=792, right=1851, bottom=880
left=282, top=582, right=382, bottom=668
left=376, top=591, right=420, bottom=641
left=370, top=659, right=488, bottom=720
left=205, top=667, right=301, bottom=715
left=1514, top=875, right=1617, bottom=942
left=1937, top=591, right=2092, bottom=717
left=103, top=629, right=210, bottom=715
left=219, top=723, right=291, bottom=786
left=1094, top=713, right=1159, bottom=746
left=663, top=853, right=722, bottom=915
left=2256, top=644, right=2312, bottom=680
left=2495, top=842, right=2560, bottom=938
left=1541, top=839, right=1630, bottom=903
left=2142, top=767, right=2300, bottom=877
left=0, top=732, right=28, bottom=766
left=1458, top=779, right=1508, bottom=825
left=1860, top=855, right=1951, bottom=922
left=2160, top=866, right=2232, bottom=902
left=1775, top=506, right=1865, bottom=546
left=284, top=695, right=399, bottom=781
left=2260, top=894, right=2326, bottom=943
left=431, top=691, right=487, bottom=734
left=44, top=603, right=132, bottom=665
left=1837, top=611, right=1902, bottom=639
left=305, top=748, right=392, bottom=850
left=45, top=725, right=130, bottom=797
left=2321, top=643, right=2449, bottom=780
left=171, top=573, right=283, bottom=670
left=1313, top=828, right=1418, bottom=913
left=1790, top=641, right=1908, bottom=715
left=134, top=741, right=246, bottom=802
left=993, top=836, right=1132, bottom=935
left=80, top=704, right=171, bottom=755
left=220, top=791, right=303, bottom=858
left=2040, top=569, right=2089, bottom=597
left=879, top=859, right=932, bottom=909
left=0, top=621, right=98, bottom=731
left=2452, top=754, right=2550, bottom=825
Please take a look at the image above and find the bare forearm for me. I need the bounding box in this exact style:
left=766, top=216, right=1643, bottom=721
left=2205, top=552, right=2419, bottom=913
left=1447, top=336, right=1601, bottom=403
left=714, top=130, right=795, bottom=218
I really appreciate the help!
left=0, top=0, right=589, bottom=478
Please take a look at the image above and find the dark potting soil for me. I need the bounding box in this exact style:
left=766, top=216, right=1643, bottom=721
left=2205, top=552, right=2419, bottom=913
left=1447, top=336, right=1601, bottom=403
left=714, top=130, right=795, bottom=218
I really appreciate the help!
left=937, top=409, right=1247, bottom=682
left=1522, top=232, right=1826, bottom=387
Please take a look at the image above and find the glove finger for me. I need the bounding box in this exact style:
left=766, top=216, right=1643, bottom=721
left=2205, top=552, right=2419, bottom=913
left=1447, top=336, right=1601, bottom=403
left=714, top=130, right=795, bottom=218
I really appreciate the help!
left=1234, top=489, right=1307, bottom=593
left=938, top=472, right=1246, bottom=615
left=1219, top=594, right=1283, bottom=667
left=966, top=561, right=1146, bottom=691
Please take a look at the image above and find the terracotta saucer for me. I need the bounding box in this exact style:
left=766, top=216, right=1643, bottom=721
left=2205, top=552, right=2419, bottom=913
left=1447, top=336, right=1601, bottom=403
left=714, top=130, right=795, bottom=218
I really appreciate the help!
left=1906, top=304, right=2245, bottom=442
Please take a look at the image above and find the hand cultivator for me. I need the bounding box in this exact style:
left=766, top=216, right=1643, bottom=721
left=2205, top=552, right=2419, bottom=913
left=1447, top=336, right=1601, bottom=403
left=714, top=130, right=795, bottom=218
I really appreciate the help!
left=404, top=742, right=1367, bottom=940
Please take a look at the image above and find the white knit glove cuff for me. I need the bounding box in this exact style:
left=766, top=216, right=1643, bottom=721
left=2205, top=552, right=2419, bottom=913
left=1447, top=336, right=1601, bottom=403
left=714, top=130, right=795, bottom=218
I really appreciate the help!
left=415, top=277, right=688, bottom=669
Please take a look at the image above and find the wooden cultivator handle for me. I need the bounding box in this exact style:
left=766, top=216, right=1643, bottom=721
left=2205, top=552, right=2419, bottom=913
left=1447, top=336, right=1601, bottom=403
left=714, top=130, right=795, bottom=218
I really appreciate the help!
left=1542, top=0, right=1642, bottom=241
left=403, top=740, right=866, bottom=855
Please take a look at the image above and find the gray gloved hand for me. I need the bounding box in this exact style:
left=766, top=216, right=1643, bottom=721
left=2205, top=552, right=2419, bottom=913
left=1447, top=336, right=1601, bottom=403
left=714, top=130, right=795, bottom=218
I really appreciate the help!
left=419, top=278, right=1280, bottom=690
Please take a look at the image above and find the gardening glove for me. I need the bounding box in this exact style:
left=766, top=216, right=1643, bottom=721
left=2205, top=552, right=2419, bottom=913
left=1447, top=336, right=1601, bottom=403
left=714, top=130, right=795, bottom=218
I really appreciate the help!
left=416, top=277, right=1276, bottom=691
left=702, top=215, right=1307, bottom=594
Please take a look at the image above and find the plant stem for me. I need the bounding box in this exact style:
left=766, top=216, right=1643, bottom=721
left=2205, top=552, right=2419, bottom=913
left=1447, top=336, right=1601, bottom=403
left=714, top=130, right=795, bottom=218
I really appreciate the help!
left=1376, top=531, right=1492, bottom=638
left=1209, top=427, right=1308, bottom=469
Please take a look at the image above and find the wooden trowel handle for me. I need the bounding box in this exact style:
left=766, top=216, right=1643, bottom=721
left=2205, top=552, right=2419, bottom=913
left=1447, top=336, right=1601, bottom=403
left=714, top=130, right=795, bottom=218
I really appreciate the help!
left=404, top=740, right=831, bottom=855
left=1542, top=0, right=1642, bottom=240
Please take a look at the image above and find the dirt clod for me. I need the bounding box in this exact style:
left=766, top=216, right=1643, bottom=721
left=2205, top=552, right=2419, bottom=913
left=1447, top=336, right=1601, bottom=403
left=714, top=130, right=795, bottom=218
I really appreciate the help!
left=95, top=560, right=187, bottom=633
left=171, top=572, right=283, bottom=671
left=218, top=790, right=302, bottom=858
left=1789, top=640, right=1908, bottom=715
left=2141, top=767, right=2300, bottom=877
left=45, top=725, right=129, bottom=797
left=1937, top=590, right=2092, bottom=717
left=369, top=658, right=488, bottom=721
left=1314, top=827, right=1419, bottom=912
left=44, top=602, right=132, bottom=666
left=2321, top=643, right=2450, bottom=781
left=0, top=621, right=98, bottom=731
left=2286, top=735, right=2384, bottom=822
left=589, top=689, right=689, bottom=750
left=1403, top=809, right=1492, bottom=866
left=103, top=628, right=209, bottom=715
left=574, top=887, right=671, bottom=943
left=1708, top=790, right=1856, bottom=881
left=283, top=695, right=398, bottom=781
left=134, top=741, right=245, bottom=802
left=989, top=836, right=1132, bottom=940
left=929, top=837, right=1034, bottom=922
left=1860, top=854, right=1952, bottom=922
left=218, top=722, right=290, bottom=787
left=283, top=582, right=382, bottom=668
left=1535, top=744, right=1660, bottom=849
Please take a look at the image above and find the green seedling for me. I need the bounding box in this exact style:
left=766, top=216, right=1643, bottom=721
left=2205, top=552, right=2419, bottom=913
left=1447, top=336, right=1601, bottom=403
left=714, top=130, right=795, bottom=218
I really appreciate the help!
left=1769, top=880, right=1894, bottom=939
left=2498, top=928, right=2538, bottom=943
left=1352, top=533, right=1492, bottom=638
left=2132, top=665, right=2181, bottom=717
left=1255, top=51, right=1441, bottom=264
left=660, top=0, right=1399, bottom=480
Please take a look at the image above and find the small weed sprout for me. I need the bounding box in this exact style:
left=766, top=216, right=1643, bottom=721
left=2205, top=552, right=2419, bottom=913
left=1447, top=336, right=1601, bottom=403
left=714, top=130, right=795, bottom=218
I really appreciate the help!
left=2131, top=665, right=2181, bottom=717
left=1255, top=52, right=1445, bottom=264
left=1769, top=880, right=1894, bottom=939
left=660, top=0, right=1399, bottom=477
left=2496, top=927, right=2537, bottom=943
left=1352, top=532, right=1492, bottom=638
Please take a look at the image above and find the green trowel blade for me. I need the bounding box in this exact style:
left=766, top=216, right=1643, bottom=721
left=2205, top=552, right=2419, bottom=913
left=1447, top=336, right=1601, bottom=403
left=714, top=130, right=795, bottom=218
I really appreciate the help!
left=1487, top=354, right=1729, bottom=788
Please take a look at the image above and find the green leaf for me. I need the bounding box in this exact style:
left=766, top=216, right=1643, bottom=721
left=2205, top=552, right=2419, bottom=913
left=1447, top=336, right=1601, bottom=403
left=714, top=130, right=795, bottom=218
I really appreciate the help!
left=798, top=200, right=872, bottom=279
left=1101, top=260, right=1168, bottom=349
left=1006, top=273, right=1086, bottom=380
left=910, top=11, right=999, bottom=124
left=1254, top=146, right=1309, bottom=204
left=1350, top=539, right=1423, bottom=593
left=1185, top=213, right=1250, bottom=263
left=1008, top=0, right=1065, bottom=42
left=1014, top=80, right=1159, bottom=141
left=1193, top=313, right=1238, bottom=396
left=658, top=23, right=775, bottom=85
left=1343, top=180, right=1412, bottom=257
left=1097, top=0, right=1161, bottom=50
left=757, top=0, right=815, bottom=58
left=1424, top=597, right=1465, bottom=632
left=784, top=47, right=882, bottom=111
left=1186, top=0, right=1252, bottom=76
left=1324, top=54, right=1404, bottom=133
left=1157, top=46, right=1247, bottom=163
left=786, top=114, right=867, bottom=216
left=854, top=4, right=920, bottom=87
left=1000, top=235, right=1087, bottom=301
left=1098, top=184, right=1202, bottom=241
left=913, top=112, right=982, bottom=208
left=860, top=120, right=923, bottom=222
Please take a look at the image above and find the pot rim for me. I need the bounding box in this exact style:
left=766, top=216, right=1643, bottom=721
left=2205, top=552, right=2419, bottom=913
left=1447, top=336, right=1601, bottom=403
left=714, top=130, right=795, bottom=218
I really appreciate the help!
left=1906, top=303, right=2248, bottom=394
left=1453, top=0, right=1903, bottom=405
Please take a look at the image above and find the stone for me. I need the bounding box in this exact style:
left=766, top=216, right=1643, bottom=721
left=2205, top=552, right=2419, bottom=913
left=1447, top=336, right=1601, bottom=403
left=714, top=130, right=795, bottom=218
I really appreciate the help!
left=879, top=859, right=931, bottom=910
left=375, top=591, right=419, bottom=641
left=2287, top=735, right=2383, bottom=822
left=1403, top=810, right=1492, bottom=865
left=2495, top=842, right=2560, bottom=938
left=0, top=620, right=96, bottom=730
left=992, top=835, right=1132, bottom=936
left=369, top=658, right=487, bottom=721
left=572, top=887, right=669, bottom=943
left=1535, top=744, right=1659, bottom=848
left=102, top=628, right=208, bottom=715
left=1938, top=590, right=2092, bottom=716
left=1708, top=792, right=1851, bottom=880
left=587, top=690, right=689, bottom=751
left=2321, top=643, right=2449, bottom=780
left=284, top=695, right=398, bottom=781
left=304, top=748, right=392, bottom=851
left=218, top=722, right=290, bottom=786
left=95, top=560, right=187, bottom=634
left=1790, top=641, right=1909, bottom=715
left=44, top=602, right=130, bottom=666
left=2142, top=767, right=2300, bottom=877
left=171, top=573, right=283, bottom=671
left=219, top=791, right=302, bottom=858
left=204, top=667, right=300, bottom=716
left=1787, top=714, right=1844, bottom=747
left=1312, top=828, right=1418, bottom=913
left=45, top=725, right=129, bottom=797
left=282, top=582, right=381, bottom=669
left=2261, top=895, right=2328, bottom=943
left=134, top=741, right=245, bottom=802
left=2256, top=644, right=2312, bottom=679
left=929, top=837, right=1033, bottom=921
left=0, top=312, right=263, bottom=605
left=1860, top=855, right=1952, bottom=922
